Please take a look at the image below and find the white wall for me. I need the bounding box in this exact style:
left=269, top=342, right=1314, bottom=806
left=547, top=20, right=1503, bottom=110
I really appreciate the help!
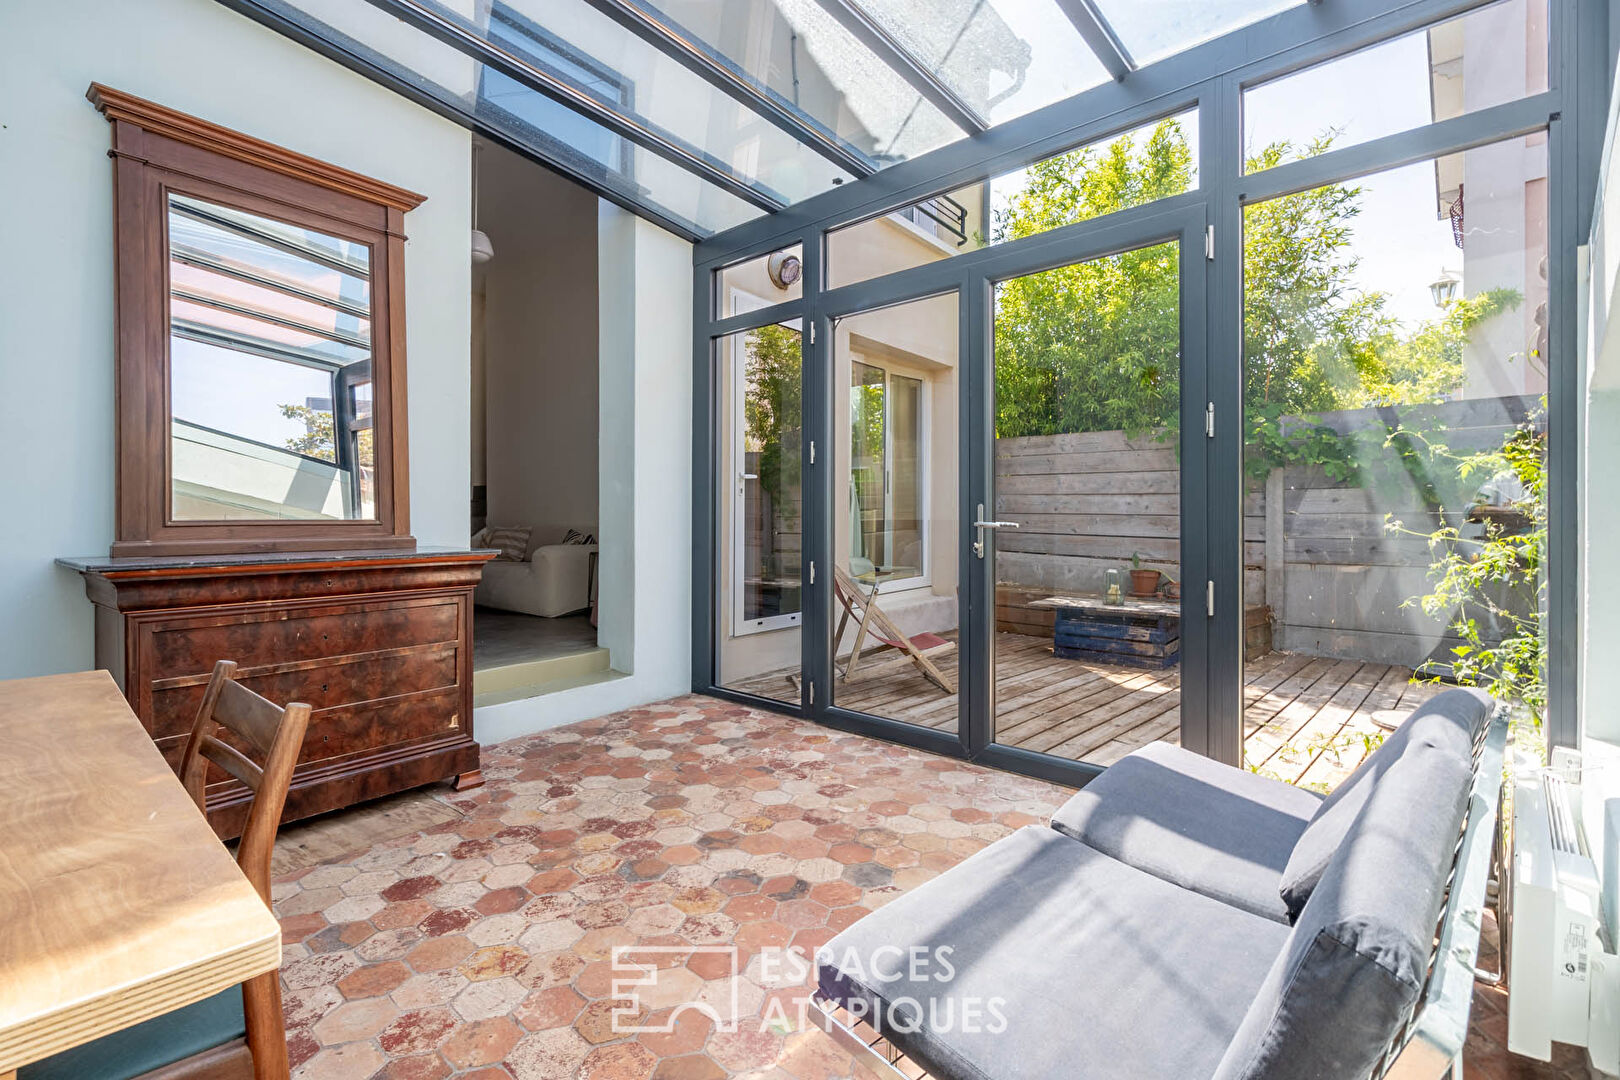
left=477, top=141, right=600, bottom=536
left=0, top=0, right=471, bottom=680
left=476, top=205, right=694, bottom=742
left=1581, top=63, right=1620, bottom=747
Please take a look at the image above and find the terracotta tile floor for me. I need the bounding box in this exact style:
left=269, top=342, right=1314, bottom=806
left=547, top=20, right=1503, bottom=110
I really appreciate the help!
left=273, top=694, right=1585, bottom=1079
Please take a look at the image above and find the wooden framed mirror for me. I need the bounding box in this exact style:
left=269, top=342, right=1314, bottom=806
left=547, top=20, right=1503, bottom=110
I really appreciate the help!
left=92, top=84, right=424, bottom=556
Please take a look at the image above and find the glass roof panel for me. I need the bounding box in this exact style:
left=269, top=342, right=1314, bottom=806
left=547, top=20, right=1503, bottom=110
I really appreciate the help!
left=1090, top=0, right=1305, bottom=68
left=266, top=0, right=764, bottom=235
left=853, top=0, right=1110, bottom=125
left=473, top=0, right=857, bottom=204
left=640, top=0, right=965, bottom=166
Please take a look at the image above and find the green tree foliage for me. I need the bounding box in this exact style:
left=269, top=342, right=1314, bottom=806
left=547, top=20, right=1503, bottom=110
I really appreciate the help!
left=991, top=124, right=1518, bottom=444
left=1388, top=419, right=1548, bottom=717
left=279, top=402, right=373, bottom=466
left=992, top=119, right=1190, bottom=437
left=741, top=324, right=802, bottom=523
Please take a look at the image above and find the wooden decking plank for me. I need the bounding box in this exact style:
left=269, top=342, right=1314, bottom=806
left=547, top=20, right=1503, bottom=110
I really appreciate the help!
left=1047, top=689, right=1183, bottom=761
left=1244, top=658, right=1365, bottom=769
left=993, top=664, right=1169, bottom=743
left=993, top=662, right=1157, bottom=731
left=1258, top=663, right=1386, bottom=784
left=1007, top=671, right=1170, bottom=753
left=1242, top=656, right=1344, bottom=738
left=733, top=640, right=1423, bottom=785
left=1087, top=707, right=1184, bottom=766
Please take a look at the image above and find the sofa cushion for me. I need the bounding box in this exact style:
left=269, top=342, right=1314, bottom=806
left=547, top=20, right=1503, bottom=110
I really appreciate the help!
left=1050, top=741, right=1322, bottom=922
left=18, top=987, right=244, bottom=1080
left=483, top=525, right=532, bottom=562
left=1212, top=743, right=1474, bottom=1080
left=818, top=826, right=1290, bottom=1080
left=1278, top=687, right=1491, bottom=920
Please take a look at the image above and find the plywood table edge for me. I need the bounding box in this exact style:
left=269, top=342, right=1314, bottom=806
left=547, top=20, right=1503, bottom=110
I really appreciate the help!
left=0, top=928, right=280, bottom=1073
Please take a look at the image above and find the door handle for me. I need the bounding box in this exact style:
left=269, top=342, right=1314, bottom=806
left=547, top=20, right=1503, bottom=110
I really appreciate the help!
left=972, top=503, right=1018, bottom=559
left=740, top=473, right=759, bottom=480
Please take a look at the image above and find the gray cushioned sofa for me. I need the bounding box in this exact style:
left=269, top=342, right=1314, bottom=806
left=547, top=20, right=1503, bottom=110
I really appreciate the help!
left=814, top=688, right=1504, bottom=1080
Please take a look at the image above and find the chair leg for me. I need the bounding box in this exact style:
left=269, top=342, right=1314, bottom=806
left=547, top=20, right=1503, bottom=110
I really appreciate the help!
left=242, top=973, right=288, bottom=1080
left=844, top=584, right=881, bottom=683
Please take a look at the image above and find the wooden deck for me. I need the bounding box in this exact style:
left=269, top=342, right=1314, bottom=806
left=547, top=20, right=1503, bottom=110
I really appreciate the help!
left=734, top=631, right=1441, bottom=790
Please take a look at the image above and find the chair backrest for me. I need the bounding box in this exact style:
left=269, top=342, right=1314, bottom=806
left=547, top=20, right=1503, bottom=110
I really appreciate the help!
left=179, top=660, right=311, bottom=903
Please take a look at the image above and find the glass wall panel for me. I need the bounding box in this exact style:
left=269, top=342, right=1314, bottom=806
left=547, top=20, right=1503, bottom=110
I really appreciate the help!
left=989, top=241, right=1184, bottom=766
left=1092, top=0, right=1303, bottom=68
left=717, top=245, right=803, bottom=318
left=853, top=0, right=1109, bottom=125
left=830, top=293, right=961, bottom=731
left=826, top=110, right=1198, bottom=288
left=1241, top=134, right=1548, bottom=789
left=644, top=0, right=963, bottom=163
left=1244, top=0, right=1548, bottom=172
left=717, top=321, right=804, bottom=702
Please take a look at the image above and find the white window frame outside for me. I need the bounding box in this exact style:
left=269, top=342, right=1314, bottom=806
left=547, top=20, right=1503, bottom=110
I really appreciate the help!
left=729, top=286, right=803, bottom=637
left=847, top=355, right=932, bottom=595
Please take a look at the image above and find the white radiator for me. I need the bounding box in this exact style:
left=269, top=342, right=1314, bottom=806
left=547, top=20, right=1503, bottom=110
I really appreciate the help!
left=1505, top=749, right=1620, bottom=1075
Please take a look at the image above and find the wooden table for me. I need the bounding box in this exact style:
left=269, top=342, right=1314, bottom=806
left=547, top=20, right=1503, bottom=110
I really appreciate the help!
left=0, top=671, right=283, bottom=1076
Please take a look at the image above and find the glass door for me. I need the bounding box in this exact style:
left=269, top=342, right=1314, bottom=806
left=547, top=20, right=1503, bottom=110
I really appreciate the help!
left=976, top=217, right=1208, bottom=778
left=715, top=319, right=803, bottom=705
left=828, top=292, right=961, bottom=737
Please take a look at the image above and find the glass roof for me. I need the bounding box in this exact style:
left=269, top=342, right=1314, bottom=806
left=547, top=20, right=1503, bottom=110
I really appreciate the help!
left=248, top=0, right=1308, bottom=238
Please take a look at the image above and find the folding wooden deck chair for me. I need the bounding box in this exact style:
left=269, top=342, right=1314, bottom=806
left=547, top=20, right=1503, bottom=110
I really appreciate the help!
left=833, top=565, right=956, bottom=695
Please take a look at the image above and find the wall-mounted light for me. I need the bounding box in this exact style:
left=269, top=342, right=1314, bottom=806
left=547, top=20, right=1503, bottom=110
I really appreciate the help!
left=768, top=250, right=802, bottom=290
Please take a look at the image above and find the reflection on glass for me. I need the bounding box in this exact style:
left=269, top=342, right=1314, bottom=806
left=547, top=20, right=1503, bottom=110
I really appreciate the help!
left=851, top=0, right=1108, bottom=125
left=717, top=245, right=803, bottom=319
left=644, top=0, right=963, bottom=163
left=485, top=1, right=854, bottom=204
left=1240, top=134, right=1548, bottom=790
left=830, top=293, right=960, bottom=730
left=1092, top=0, right=1303, bottom=67
left=1244, top=0, right=1547, bottom=172
left=252, top=0, right=762, bottom=235
left=827, top=110, right=1197, bottom=288
left=990, top=241, right=1183, bottom=766
left=849, top=364, right=925, bottom=583
left=716, top=322, right=803, bottom=703
left=167, top=194, right=376, bottom=522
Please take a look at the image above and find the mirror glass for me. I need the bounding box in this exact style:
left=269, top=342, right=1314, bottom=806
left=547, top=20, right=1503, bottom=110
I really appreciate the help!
left=167, top=193, right=377, bottom=521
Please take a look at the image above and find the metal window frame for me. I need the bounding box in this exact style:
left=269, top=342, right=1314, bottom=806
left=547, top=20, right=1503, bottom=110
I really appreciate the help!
left=694, top=0, right=1606, bottom=773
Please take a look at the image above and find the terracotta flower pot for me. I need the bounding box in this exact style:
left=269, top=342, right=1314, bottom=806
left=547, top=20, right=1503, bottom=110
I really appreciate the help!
left=1129, top=569, right=1162, bottom=598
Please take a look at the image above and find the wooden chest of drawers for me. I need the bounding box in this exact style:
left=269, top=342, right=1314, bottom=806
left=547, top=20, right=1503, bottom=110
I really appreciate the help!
left=61, top=548, right=495, bottom=839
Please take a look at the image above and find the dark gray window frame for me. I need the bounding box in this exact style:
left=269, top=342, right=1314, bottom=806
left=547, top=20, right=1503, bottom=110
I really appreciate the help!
left=693, top=0, right=1609, bottom=781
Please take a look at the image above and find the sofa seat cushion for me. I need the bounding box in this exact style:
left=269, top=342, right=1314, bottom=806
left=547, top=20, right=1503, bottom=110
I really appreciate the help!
left=817, top=826, right=1290, bottom=1080
left=1278, top=687, right=1491, bottom=921
left=18, top=987, right=244, bottom=1080
left=1050, top=741, right=1322, bottom=922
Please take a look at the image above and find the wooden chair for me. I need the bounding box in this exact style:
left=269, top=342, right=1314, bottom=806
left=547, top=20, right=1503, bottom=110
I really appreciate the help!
left=833, top=566, right=956, bottom=695
left=19, top=661, right=309, bottom=1080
